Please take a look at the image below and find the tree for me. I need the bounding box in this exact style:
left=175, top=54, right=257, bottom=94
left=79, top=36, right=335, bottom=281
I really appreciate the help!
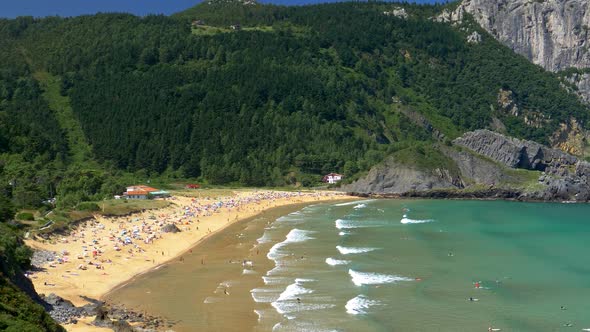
left=0, top=194, right=15, bottom=222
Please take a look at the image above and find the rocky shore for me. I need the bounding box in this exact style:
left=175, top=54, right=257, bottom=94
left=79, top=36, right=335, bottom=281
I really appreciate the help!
left=30, top=250, right=175, bottom=331
left=40, top=292, right=175, bottom=332
left=343, top=130, right=590, bottom=202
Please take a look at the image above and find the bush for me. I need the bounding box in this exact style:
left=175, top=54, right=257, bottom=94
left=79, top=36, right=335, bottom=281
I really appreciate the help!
left=75, top=202, right=100, bottom=211
left=15, top=213, right=34, bottom=221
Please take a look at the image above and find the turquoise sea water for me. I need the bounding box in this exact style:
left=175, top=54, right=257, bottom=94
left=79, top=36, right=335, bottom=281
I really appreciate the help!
left=252, top=199, right=590, bottom=332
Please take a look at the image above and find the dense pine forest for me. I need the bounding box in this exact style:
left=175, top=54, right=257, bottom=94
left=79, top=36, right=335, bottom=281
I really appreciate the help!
left=1, top=0, right=589, bottom=211
left=2, top=1, right=590, bottom=328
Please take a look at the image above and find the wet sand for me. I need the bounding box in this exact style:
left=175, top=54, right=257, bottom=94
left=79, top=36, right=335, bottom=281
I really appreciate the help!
left=24, top=190, right=353, bottom=331
left=104, top=202, right=336, bottom=332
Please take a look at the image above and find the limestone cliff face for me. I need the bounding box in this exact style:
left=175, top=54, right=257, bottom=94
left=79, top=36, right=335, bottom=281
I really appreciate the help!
left=459, top=0, right=590, bottom=72
left=340, top=158, right=462, bottom=194
left=458, top=0, right=590, bottom=102
left=457, top=0, right=590, bottom=151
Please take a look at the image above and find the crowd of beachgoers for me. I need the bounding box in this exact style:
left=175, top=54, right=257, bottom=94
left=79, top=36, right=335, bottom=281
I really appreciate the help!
left=27, top=190, right=342, bottom=290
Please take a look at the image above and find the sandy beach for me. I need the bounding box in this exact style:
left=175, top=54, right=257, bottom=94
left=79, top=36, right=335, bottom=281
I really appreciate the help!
left=25, top=190, right=353, bottom=331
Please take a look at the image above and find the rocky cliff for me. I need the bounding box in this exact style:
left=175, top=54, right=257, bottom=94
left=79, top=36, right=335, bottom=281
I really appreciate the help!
left=458, top=0, right=590, bottom=101
left=343, top=130, right=590, bottom=202
left=453, top=129, right=577, bottom=170
left=341, top=157, right=462, bottom=194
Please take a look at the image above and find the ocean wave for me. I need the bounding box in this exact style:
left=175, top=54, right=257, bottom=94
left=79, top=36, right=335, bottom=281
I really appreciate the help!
left=257, top=232, right=273, bottom=244
left=276, top=282, right=314, bottom=302
left=334, top=200, right=373, bottom=207
left=345, top=295, right=380, bottom=315
left=285, top=229, right=315, bottom=243
left=339, top=231, right=352, bottom=236
left=335, top=219, right=370, bottom=230
left=336, top=245, right=378, bottom=255
left=400, top=216, right=433, bottom=224
left=353, top=203, right=367, bottom=209
left=348, top=269, right=412, bottom=286
left=250, top=288, right=281, bottom=303
left=270, top=281, right=315, bottom=315
left=267, top=229, right=315, bottom=260
left=325, top=257, right=351, bottom=266
left=263, top=275, right=290, bottom=285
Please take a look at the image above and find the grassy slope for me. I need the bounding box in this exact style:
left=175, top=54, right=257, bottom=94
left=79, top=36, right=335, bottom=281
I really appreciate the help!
left=38, top=199, right=172, bottom=235
left=33, top=71, right=95, bottom=166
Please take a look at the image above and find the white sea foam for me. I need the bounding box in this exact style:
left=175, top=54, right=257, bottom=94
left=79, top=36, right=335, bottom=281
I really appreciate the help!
left=400, top=217, right=433, bottom=224
left=348, top=269, right=412, bottom=286
left=285, top=229, right=315, bottom=243
left=242, top=268, right=257, bottom=275
left=334, top=200, right=373, bottom=207
left=339, top=231, right=352, bottom=236
left=336, top=245, right=378, bottom=255
left=267, top=229, right=315, bottom=260
left=263, top=275, right=290, bottom=285
left=204, top=296, right=221, bottom=304
left=353, top=203, right=367, bottom=209
left=257, top=232, right=272, bottom=244
left=335, top=219, right=368, bottom=230
left=325, top=257, right=351, bottom=266
left=276, top=282, right=314, bottom=302
left=345, top=295, right=380, bottom=315
left=335, top=218, right=381, bottom=230
left=250, top=288, right=280, bottom=303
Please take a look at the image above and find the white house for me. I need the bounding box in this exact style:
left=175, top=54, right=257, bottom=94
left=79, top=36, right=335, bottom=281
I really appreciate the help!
left=322, top=173, right=344, bottom=184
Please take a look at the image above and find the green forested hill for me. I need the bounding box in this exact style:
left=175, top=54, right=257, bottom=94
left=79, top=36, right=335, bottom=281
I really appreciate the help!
left=1, top=1, right=589, bottom=209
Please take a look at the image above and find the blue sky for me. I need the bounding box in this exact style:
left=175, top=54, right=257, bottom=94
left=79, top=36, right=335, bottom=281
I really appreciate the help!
left=0, top=0, right=443, bottom=18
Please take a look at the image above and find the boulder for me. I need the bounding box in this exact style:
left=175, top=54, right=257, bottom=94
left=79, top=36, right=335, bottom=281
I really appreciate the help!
left=161, top=224, right=181, bottom=233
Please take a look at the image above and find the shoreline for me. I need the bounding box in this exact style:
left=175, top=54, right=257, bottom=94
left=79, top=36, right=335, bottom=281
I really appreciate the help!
left=348, top=188, right=590, bottom=203
left=103, top=198, right=351, bottom=299
left=25, top=190, right=357, bottom=331
left=104, top=200, right=327, bottom=332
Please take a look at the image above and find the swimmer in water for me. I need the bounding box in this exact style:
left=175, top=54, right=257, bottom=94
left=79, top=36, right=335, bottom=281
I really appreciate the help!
left=560, top=305, right=567, bottom=310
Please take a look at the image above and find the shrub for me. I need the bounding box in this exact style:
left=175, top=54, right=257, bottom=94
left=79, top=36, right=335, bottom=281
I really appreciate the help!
left=15, top=213, right=34, bottom=221
left=75, top=202, right=100, bottom=211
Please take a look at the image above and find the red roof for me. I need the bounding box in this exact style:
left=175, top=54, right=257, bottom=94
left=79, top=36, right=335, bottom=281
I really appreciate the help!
left=127, top=185, right=158, bottom=193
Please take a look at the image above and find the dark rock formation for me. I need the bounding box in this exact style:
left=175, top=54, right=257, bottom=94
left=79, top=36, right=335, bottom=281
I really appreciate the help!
left=440, top=145, right=507, bottom=186
left=161, top=224, right=181, bottom=233
left=340, top=157, right=461, bottom=194
left=42, top=293, right=103, bottom=324
left=344, top=130, right=590, bottom=202
left=453, top=130, right=576, bottom=171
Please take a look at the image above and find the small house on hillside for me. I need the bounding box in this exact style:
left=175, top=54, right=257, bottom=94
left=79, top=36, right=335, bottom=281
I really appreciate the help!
left=192, top=19, right=205, bottom=27
left=322, top=173, right=344, bottom=184
left=230, top=24, right=241, bottom=30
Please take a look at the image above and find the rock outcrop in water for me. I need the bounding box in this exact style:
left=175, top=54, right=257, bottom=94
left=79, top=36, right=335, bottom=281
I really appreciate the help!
left=343, top=130, right=590, bottom=202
